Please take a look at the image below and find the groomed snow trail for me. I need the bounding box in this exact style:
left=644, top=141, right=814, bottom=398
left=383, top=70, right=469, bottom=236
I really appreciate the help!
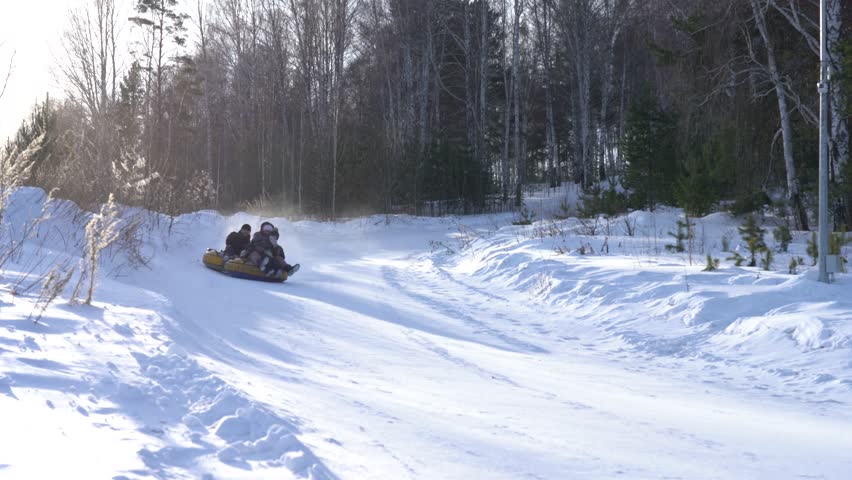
left=2, top=191, right=852, bottom=479
left=129, top=214, right=852, bottom=479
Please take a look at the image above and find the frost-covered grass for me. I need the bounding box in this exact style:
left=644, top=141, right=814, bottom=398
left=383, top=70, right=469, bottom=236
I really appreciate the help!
left=1, top=187, right=852, bottom=479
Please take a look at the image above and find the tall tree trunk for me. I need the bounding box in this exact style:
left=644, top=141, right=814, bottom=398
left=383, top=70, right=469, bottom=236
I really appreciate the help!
left=502, top=0, right=511, bottom=203
left=827, top=0, right=847, bottom=178
left=750, top=0, right=808, bottom=230
left=478, top=0, right=489, bottom=195
left=599, top=1, right=623, bottom=181
left=533, top=0, right=557, bottom=187
left=512, top=0, right=523, bottom=207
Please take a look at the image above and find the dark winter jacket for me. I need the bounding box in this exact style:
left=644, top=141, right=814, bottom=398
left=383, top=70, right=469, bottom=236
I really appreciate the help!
left=224, top=231, right=250, bottom=256
left=247, top=231, right=275, bottom=257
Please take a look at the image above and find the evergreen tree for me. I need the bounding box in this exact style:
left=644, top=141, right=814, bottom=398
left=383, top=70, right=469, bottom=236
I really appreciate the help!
left=4, top=97, right=56, bottom=181
left=622, top=94, right=678, bottom=210
left=761, top=249, right=773, bottom=271
left=773, top=223, right=792, bottom=252
left=702, top=254, right=720, bottom=271
left=666, top=217, right=693, bottom=253
left=807, top=232, right=818, bottom=266
left=738, top=215, right=766, bottom=267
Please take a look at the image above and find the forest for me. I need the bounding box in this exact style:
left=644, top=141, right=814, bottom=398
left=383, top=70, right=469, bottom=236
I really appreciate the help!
left=3, top=0, right=850, bottom=226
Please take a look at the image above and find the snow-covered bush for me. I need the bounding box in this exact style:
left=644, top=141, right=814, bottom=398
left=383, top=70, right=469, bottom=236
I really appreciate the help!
left=70, top=193, right=122, bottom=305
left=0, top=135, right=41, bottom=224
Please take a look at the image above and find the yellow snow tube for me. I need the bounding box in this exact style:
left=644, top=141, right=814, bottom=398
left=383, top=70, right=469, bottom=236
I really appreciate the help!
left=223, top=257, right=288, bottom=283
left=202, top=249, right=226, bottom=271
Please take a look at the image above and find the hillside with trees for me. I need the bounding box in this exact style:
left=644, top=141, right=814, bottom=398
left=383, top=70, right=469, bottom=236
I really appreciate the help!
left=4, top=0, right=850, bottom=225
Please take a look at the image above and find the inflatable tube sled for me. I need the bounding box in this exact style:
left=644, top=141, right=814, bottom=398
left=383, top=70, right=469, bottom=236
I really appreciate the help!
left=202, top=249, right=288, bottom=283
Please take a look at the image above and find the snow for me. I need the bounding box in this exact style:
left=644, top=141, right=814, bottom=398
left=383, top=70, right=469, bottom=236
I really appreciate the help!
left=2, top=186, right=852, bottom=479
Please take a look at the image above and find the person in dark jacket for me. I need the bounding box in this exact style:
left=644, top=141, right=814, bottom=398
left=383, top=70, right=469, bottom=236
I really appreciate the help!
left=245, top=222, right=276, bottom=269
left=223, top=224, right=252, bottom=260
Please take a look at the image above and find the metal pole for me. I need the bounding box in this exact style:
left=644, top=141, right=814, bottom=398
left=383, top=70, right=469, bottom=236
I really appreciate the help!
left=817, top=0, right=830, bottom=283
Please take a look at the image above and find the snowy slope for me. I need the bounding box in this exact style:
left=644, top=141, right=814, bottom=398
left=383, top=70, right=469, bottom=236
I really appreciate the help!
left=2, top=188, right=852, bottom=479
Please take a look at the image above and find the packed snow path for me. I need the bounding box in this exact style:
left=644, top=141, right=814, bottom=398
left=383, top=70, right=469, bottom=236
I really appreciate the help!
left=2, top=193, right=852, bottom=479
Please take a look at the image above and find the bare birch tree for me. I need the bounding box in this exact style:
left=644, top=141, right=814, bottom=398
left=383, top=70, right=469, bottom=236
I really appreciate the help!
left=766, top=0, right=847, bottom=176
left=747, top=0, right=808, bottom=230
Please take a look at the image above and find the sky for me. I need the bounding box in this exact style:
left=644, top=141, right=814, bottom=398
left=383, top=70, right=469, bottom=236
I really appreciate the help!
left=0, top=0, right=81, bottom=144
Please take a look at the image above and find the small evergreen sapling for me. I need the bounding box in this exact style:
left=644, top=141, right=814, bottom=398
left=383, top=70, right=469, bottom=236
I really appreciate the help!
left=829, top=229, right=850, bottom=272
left=761, top=249, right=773, bottom=271
left=721, top=234, right=730, bottom=252
left=738, top=215, right=766, bottom=267
left=513, top=206, right=535, bottom=225
left=773, top=223, right=792, bottom=252
left=702, top=254, right=720, bottom=271
left=807, top=232, right=818, bottom=265
left=727, top=251, right=746, bottom=267
left=666, top=217, right=693, bottom=253
left=788, top=256, right=805, bottom=275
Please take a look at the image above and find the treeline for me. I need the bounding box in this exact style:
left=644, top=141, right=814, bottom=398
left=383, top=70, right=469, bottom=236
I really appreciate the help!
left=4, top=0, right=851, bottom=224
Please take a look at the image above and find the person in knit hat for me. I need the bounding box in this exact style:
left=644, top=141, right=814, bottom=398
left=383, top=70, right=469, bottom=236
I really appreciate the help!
left=223, top=223, right=252, bottom=261
left=244, top=222, right=277, bottom=269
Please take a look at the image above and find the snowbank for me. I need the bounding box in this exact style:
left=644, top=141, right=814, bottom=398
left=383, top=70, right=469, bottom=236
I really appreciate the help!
left=2, top=187, right=852, bottom=479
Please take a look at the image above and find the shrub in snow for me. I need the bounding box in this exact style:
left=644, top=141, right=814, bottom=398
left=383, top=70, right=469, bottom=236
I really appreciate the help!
left=31, top=265, right=75, bottom=323
left=513, top=206, right=535, bottom=225
left=727, top=251, right=746, bottom=267
left=666, top=217, right=693, bottom=253
left=702, top=255, right=720, bottom=272
left=807, top=232, right=818, bottom=266
left=761, top=249, right=773, bottom=271
left=738, top=215, right=766, bottom=267
left=0, top=134, right=41, bottom=225
left=788, top=256, right=805, bottom=275
left=579, top=185, right=628, bottom=218
left=773, top=224, right=792, bottom=252
left=721, top=234, right=730, bottom=252
left=70, top=193, right=122, bottom=305
left=675, top=171, right=715, bottom=217
left=829, top=230, right=850, bottom=273
left=621, top=216, right=637, bottom=236
left=729, top=191, right=770, bottom=216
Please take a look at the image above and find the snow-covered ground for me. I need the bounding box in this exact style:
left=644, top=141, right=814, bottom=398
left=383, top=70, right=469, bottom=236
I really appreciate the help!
left=1, top=187, right=851, bottom=479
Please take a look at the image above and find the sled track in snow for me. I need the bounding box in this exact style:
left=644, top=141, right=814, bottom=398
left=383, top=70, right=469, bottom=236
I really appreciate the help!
left=379, top=257, right=548, bottom=355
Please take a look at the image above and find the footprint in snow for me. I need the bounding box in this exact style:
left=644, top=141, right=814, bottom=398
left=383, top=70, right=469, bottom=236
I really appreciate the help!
left=22, top=336, right=41, bottom=351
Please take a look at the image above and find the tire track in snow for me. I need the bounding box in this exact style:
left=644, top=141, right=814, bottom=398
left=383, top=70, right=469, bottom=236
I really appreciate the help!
left=380, top=260, right=548, bottom=355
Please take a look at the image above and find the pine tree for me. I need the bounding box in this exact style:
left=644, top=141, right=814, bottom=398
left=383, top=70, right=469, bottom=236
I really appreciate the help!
left=788, top=256, right=805, bottom=275
left=761, top=249, right=773, bottom=271
left=738, top=215, right=766, bottom=267
left=666, top=217, right=693, bottom=253
left=773, top=223, right=792, bottom=252
left=702, top=254, right=720, bottom=271
left=622, top=95, right=678, bottom=210
left=807, top=232, right=818, bottom=266
left=829, top=229, right=850, bottom=273
left=727, top=251, right=746, bottom=267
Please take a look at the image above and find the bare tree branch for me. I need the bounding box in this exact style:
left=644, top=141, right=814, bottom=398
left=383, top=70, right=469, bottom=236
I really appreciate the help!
left=0, top=48, right=14, bottom=101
